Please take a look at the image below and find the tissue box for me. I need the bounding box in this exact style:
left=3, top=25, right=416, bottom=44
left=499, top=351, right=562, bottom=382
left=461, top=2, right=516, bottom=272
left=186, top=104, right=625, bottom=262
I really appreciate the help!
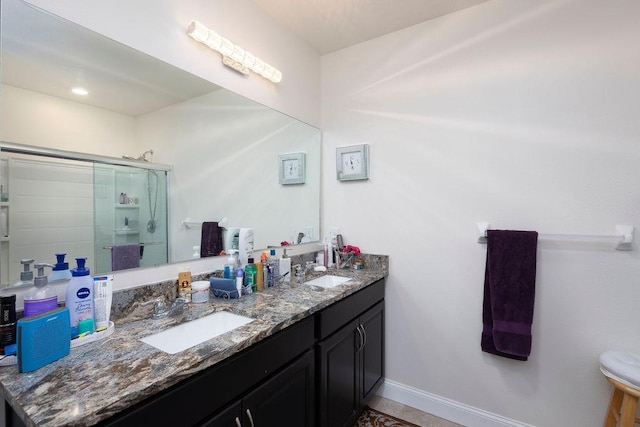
left=17, top=307, right=70, bottom=373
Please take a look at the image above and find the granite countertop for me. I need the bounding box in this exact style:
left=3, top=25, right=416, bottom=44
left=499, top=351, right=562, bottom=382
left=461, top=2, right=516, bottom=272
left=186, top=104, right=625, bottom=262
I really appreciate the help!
left=0, top=265, right=387, bottom=426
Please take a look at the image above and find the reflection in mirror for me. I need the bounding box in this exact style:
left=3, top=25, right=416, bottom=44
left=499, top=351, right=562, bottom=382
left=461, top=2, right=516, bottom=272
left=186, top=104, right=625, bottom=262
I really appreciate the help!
left=0, top=0, right=320, bottom=285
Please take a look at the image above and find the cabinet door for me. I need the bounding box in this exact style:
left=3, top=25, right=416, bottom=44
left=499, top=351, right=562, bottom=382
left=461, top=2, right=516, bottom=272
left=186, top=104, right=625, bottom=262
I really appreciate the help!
left=359, top=301, right=384, bottom=404
left=243, top=349, right=315, bottom=427
left=200, top=401, right=242, bottom=427
left=317, top=319, right=359, bottom=427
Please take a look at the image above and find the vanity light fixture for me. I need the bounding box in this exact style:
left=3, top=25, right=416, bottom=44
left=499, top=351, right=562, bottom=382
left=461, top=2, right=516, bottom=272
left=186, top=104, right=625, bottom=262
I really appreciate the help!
left=187, top=20, right=282, bottom=84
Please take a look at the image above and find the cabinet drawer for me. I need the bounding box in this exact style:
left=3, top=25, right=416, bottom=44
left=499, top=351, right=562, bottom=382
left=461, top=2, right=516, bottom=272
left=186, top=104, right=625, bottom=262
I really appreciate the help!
left=316, top=279, right=384, bottom=340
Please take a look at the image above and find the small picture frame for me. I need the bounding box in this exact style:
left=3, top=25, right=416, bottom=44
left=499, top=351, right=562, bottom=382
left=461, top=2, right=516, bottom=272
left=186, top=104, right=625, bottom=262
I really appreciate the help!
left=278, top=152, right=306, bottom=185
left=336, top=144, right=369, bottom=181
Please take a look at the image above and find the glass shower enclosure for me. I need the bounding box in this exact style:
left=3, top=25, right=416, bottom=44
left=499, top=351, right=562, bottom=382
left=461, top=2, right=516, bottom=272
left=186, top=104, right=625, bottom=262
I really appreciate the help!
left=94, top=164, right=168, bottom=274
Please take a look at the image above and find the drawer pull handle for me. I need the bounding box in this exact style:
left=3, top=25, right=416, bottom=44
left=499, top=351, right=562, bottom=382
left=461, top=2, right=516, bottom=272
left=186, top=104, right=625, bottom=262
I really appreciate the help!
left=361, top=324, right=368, bottom=349
left=246, top=409, right=255, bottom=427
left=235, top=416, right=242, bottom=427
left=356, top=325, right=364, bottom=352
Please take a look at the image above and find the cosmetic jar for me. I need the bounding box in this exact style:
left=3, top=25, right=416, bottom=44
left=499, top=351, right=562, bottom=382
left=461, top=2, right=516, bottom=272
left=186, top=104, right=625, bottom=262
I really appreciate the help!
left=191, top=281, right=210, bottom=303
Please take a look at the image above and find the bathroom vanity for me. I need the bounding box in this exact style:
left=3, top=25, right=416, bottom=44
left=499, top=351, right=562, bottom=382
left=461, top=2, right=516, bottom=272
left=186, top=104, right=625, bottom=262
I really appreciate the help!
left=0, top=260, right=387, bottom=427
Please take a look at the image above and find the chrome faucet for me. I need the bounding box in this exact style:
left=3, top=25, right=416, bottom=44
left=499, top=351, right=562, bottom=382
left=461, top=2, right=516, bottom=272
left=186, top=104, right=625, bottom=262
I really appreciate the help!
left=142, top=294, right=189, bottom=319
left=292, top=264, right=304, bottom=283
left=293, top=261, right=317, bottom=283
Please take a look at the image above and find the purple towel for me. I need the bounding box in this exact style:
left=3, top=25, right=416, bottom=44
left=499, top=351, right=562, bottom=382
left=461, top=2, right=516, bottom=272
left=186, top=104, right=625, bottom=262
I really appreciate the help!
left=111, top=243, right=140, bottom=271
left=200, top=222, right=223, bottom=258
left=481, top=230, right=538, bottom=361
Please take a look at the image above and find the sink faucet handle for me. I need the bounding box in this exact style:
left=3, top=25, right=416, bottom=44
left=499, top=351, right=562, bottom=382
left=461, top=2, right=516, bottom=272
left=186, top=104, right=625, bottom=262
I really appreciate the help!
left=141, top=298, right=166, bottom=313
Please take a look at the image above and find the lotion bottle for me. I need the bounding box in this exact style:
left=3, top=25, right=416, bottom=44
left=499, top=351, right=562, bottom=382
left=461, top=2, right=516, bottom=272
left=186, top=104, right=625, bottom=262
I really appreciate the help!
left=66, top=257, right=95, bottom=339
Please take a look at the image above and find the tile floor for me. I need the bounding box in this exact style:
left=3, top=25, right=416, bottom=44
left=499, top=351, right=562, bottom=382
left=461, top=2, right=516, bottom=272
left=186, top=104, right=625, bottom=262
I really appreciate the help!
left=368, top=395, right=463, bottom=427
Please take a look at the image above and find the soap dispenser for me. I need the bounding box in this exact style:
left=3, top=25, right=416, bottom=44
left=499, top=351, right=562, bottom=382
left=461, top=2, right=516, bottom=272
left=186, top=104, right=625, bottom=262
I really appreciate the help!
left=24, top=263, right=58, bottom=317
left=279, top=249, right=291, bottom=282
left=49, top=253, right=72, bottom=282
left=224, top=250, right=239, bottom=279
left=65, top=258, right=95, bottom=339
left=12, top=259, right=34, bottom=287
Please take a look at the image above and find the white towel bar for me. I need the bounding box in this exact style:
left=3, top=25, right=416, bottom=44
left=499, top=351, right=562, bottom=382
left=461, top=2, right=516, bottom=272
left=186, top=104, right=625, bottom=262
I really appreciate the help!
left=181, top=217, right=228, bottom=230
left=477, top=223, right=634, bottom=251
left=102, top=241, right=163, bottom=250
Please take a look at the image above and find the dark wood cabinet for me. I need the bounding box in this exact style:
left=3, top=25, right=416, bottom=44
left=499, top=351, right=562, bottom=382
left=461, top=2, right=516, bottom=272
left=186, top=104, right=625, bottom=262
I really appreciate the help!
left=359, top=301, right=384, bottom=403
left=201, top=350, right=315, bottom=427
left=316, top=279, right=385, bottom=427
left=317, top=319, right=359, bottom=427
left=201, top=401, right=242, bottom=427
left=101, top=317, right=315, bottom=427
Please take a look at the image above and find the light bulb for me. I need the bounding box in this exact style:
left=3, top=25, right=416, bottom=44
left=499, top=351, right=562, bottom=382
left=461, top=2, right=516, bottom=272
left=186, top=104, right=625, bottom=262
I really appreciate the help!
left=251, top=58, right=265, bottom=74
left=242, top=51, right=256, bottom=69
left=71, top=87, right=89, bottom=96
left=220, top=37, right=234, bottom=57
left=261, top=64, right=275, bottom=80
left=231, top=45, right=245, bottom=63
left=205, top=30, right=223, bottom=51
left=271, top=69, right=283, bottom=83
left=187, top=21, right=209, bottom=43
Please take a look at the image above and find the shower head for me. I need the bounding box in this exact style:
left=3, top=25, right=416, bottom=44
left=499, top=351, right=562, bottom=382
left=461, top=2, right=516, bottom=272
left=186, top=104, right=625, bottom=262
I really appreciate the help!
left=140, top=150, right=153, bottom=162
left=122, top=150, right=154, bottom=162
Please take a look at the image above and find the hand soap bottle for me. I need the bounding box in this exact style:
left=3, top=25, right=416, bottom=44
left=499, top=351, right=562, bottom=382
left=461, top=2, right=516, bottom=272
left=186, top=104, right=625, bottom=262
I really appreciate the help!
left=279, top=249, right=291, bottom=283
left=49, top=253, right=72, bottom=282
left=224, top=250, right=239, bottom=279
left=23, top=263, right=58, bottom=317
left=13, top=259, right=34, bottom=287
left=66, top=258, right=95, bottom=339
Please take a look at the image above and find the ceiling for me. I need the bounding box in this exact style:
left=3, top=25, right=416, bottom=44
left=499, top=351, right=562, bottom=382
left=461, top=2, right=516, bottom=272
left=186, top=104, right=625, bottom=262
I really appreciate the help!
left=251, top=0, right=489, bottom=55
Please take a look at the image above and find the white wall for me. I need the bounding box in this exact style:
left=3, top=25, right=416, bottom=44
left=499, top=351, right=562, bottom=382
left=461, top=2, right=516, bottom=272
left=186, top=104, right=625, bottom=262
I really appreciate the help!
left=24, top=0, right=321, bottom=127
left=321, top=0, right=640, bottom=426
left=137, top=89, right=321, bottom=262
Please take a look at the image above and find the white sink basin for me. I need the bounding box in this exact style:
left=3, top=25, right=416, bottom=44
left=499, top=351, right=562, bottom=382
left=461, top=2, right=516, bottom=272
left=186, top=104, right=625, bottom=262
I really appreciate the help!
left=305, top=275, right=352, bottom=289
left=141, top=311, right=254, bottom=354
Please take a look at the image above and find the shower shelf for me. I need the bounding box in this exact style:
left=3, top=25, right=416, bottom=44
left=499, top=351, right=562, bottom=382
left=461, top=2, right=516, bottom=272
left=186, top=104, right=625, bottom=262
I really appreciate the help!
left=114, top=229, right=139, bottom=235
left=115, top=205, right=139, bottom=209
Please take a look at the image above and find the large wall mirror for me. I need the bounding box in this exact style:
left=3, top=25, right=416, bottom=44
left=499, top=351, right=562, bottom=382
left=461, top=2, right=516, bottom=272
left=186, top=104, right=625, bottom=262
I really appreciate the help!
left=0, top=0, right=321, bottom=287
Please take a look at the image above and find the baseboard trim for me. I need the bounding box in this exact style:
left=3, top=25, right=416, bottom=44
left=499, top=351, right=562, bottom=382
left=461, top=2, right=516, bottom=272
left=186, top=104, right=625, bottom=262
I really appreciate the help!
left=377, top=379, right=534, bottom=427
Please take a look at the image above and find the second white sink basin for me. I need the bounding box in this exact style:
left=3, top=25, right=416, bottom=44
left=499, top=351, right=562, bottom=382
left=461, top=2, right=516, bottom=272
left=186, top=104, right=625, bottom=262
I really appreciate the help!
left=141, top=311, right=254, bottom=354
left=305, top=275, right=352, bottom=288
